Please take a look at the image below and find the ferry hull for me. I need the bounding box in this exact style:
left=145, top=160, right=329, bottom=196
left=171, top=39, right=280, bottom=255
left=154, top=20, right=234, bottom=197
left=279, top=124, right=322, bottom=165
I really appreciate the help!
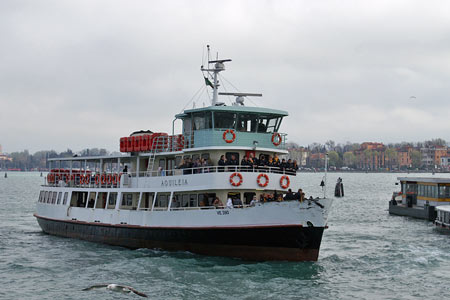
left=35, top=215, right=324, bottom=261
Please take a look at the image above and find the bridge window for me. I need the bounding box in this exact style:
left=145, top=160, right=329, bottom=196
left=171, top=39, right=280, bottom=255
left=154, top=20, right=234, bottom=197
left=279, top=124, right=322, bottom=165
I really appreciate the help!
left=236, top=114, right=257, bottom=132
left=214, top=112, right=236, bottom=129
left=108, top=192, right=117, bottom=209
left=57, top=192, right=62, bottom=205
left=63, top=192, right=68, bottom=205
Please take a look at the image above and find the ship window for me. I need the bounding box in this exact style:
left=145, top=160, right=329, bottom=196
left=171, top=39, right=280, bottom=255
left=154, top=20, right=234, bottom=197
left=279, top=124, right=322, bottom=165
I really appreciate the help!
left=156, top=194, right=168, bottom=208
left=39, top=191, right=43, bottom=202
left=57, top=192, right=62, bottom=205
left=44, top=191, right=49, bottom=203
left=140, top=193, right=154, bottom=210
left=52, top=192, right=57, bottom=204
left=225, top=152, right=240, bottom=162
left=214, top=112, right=236, bottom=130
left=189, top=194, right=198, bottom=207
left=236, top=114, right=258, bottom=132
left=227, top=192, right=242, bottom=207
left=108, top=192, right=117, bottom=208
left=193, top=112, right=212, bottom=130
left=63, top=192, right=68, bottom=205
left=198, top=193, right=216, bottom=207
left=201, top=153, right=210, bottom=160
left=121, top=193, right=133, bottom=206
left=244, top=192, right=256, bottom=205
left=175, top=156, right=182, bottom=168
left=192, top=154, right=200, bottom=161
left=95, top=192, right=107, bottom=208
left=183, top=118, right=192, bottom=135
left=182, top=194, right=189, bottom=207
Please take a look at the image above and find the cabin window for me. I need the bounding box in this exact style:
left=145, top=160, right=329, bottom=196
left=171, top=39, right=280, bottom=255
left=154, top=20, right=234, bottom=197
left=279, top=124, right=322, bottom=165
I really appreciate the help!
left=201, top=153, right=210, bottom=160
left=256, top=115, right=281, bottom=133
left=44, top=191, right=49, bottom=203
left=236, top=114, right=258, bottom=132
left=439, top=186, right=450, bottom=198
left=183, top=118, right=192, bottom=135
left=140, top=193, right=154, bottom=210
left=52, top=192, right=57, bottom=204
left=108, top=192, right=117, bottom=208
left=63, top=192, right=68, bottom=205
left=175, top=156, right=182, bottom=168
left=192, top=154, right=200, bottom=161
left=88, top=192, right=96, bottom=208
left=38, top=191, right=43, bottom=202
left=57, top=192, right=62, bottom=205
left=95, top=192, right=107, bottom=208
left=227, top=192, right=242, bottom=207
left=214, top=112, right=236, bottom=130
left=244, top=192, right=256, bottom=205
left=121, top=193, right=133, bottom=207
left=189, top=194, right=198, bottom=207
left=198, top=193, right=216, bottom=207
left=192, top=112, right=211, bottom=130
left=156, top=194, right=169, bottom=208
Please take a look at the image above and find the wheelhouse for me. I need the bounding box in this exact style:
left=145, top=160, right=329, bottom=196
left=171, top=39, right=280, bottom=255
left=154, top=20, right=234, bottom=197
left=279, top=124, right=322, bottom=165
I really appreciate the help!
left=175, top=106, right=288, bottom=149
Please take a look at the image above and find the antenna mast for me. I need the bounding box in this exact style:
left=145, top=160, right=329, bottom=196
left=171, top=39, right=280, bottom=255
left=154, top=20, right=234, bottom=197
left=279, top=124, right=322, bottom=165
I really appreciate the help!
left=201, top=46, right=231, bottom=106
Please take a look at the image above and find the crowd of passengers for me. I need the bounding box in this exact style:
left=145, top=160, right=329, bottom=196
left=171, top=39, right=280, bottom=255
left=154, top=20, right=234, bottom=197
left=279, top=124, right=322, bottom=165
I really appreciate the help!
left=171, top=188, right=315, bottom=210
left=178, top=153, right=299, bottom=175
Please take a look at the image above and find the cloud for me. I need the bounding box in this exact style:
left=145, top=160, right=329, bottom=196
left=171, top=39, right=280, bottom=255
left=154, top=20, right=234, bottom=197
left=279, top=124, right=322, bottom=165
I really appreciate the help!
left=1, top=0, right=450, bottom=152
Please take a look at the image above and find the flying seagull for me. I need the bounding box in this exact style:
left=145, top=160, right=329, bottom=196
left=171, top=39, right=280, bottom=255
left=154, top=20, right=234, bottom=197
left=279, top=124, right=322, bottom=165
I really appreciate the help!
left=82, top=283, right=148, bottom=298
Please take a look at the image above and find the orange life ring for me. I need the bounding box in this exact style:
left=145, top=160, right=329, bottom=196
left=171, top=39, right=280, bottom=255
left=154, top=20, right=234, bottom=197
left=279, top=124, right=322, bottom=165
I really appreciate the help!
left=177, top=135, right=185, bottom=150
left=79, top=174, right=85, bottom=184
left=223, top=129, right=236, bottom=143
left=47, top=173, right=53, bottom=183
left=229, top=172, right=243, bottom=186
left=85, top=175, right=90, bottom=184
left=280, top=175, right=290, bottom=189
left=106, top=174, right=112, bottom=185
left=272, top=132, right=282, bottom=146
left=101, top=174, right=106, bottom=185
left=95, top=174, right=100, bottom=185
left=257, top=173, right=269, bottom=187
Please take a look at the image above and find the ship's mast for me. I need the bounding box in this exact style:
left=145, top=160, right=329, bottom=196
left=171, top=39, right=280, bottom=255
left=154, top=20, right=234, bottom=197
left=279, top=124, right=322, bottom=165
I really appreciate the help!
left=201, top=46, right=231, bottom=106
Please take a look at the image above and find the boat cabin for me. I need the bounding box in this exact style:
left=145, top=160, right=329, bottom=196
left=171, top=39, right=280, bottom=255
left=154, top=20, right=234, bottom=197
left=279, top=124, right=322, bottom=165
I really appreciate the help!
left=397, top=177, right=450, bottom=207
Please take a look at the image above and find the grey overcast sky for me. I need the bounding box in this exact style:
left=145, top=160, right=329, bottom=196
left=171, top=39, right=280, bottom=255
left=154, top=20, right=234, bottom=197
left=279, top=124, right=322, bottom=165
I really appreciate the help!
left=1, top=0, right=450, bottom=153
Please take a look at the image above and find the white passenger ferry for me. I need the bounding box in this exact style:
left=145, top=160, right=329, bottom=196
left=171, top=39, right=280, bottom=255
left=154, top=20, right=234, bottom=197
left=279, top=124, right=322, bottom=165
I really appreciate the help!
left=34, top=51, right=333, bottom=261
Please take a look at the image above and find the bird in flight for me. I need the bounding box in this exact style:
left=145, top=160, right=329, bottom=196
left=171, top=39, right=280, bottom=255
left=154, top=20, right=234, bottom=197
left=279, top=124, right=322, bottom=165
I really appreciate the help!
left=82, top=283, right=148, bottom=297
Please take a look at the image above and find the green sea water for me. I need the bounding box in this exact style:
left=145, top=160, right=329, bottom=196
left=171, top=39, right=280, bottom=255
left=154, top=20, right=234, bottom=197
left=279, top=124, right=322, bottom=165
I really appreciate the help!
left=1, top=172, right=449, bottom=299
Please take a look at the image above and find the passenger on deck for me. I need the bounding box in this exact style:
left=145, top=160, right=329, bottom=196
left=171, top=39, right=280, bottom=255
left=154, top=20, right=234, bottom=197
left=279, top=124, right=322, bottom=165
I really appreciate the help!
left=123, top=165, right=128, bottom=173
left=240, top=156, right=251, bottom=172
left=218, top=155, right=226, bottom=172
left=193, top=158, right=202, bottom=174
left=232, top=197, right=243, bottom=208
left=250, top=195, right=259, bottom=206
left=284, top=188, right=295, bottom=200
left=88, top=198, right=95, bottom=208
left=280, top=159, right=288, bottom=173
left=226, top=197, right=233, bottom=209
left=213, top=197, right=223, bottom=209
left=227, top=154, right=239, bottom=172
left=171, top=197, right=180, bottom=208
left=292, top=160, right=299, bottom=173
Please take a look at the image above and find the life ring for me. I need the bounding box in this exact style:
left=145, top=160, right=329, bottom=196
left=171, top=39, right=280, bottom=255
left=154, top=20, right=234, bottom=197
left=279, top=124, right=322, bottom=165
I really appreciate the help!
left=229, top=172, right=243, bottom=186
left=280, top=175, right=290, bottom=189
left=223, top=129, right=236, bottom=143
left=272, top=132, right=282, bottom=146
left=95, top=174, right=100, bottom=185
left=106, top=174, right=112, bottom=185
left=79, top=174, right=85, bottom=184
left=101, top=174, right=106, bottom=185
left=85, top=175, right=90, bottom=184
left=65, top=174, right=70, bottom=184
left=257, top=173, right=269, bottom=187
left=47, top=173, right=53, bottom=183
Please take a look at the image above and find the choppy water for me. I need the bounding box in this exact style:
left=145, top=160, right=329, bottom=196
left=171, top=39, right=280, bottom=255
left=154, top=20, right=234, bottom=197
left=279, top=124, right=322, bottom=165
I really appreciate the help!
left=1, top=172, right=450, bottom=299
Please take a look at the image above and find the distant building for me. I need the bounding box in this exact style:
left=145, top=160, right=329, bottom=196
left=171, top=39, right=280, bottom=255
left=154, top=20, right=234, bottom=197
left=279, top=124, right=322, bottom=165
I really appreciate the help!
left=307, top=153, right=326, bottom=168
left=287, top=147, right=309, bottom=166
left=354, top=142, right=386, bottom=170
left=441, top=156, right=450, bottom=167
left=0, top=144, right=2, bottom=154
left=420, top=146, right=448, bottom=168
left=397, top=146, right=412, bottom=168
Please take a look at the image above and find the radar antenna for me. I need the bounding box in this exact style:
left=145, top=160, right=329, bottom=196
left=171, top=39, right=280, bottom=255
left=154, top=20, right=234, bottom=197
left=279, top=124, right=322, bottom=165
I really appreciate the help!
left=218, top=92, right=262, bottom=106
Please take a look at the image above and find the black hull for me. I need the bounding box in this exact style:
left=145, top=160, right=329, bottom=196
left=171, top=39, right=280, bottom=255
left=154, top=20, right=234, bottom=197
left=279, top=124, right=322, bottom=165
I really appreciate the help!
left=35, top=215, right=325, bottom=261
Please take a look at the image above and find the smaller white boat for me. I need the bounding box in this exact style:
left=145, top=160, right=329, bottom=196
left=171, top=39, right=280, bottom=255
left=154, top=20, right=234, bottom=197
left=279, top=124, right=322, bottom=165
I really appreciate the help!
left=435, top=205, right=450, bottom=230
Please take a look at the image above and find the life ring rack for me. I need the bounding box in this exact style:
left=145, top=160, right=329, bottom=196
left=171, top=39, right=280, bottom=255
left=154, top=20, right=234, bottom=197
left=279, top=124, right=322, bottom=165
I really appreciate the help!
left=229, top=172, right=243, bottom=186
left=223, top=129, right=236, bottom=143
left=257, top=173, right=269, bottom=187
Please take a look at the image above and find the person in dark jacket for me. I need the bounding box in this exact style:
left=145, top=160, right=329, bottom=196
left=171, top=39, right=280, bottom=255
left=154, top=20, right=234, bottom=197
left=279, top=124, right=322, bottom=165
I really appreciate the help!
left=227, top=154, right=239, bottom=172
left=218, top=155, right=226, bottom=172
